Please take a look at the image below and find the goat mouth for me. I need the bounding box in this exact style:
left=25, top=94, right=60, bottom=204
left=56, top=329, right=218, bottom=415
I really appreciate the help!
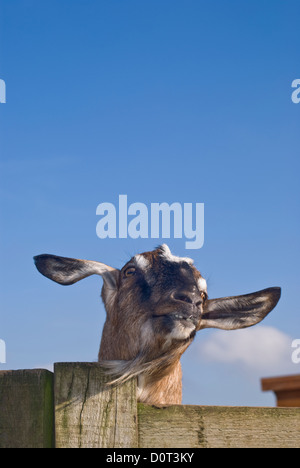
left=155, top=312, right=200, bottom=327
left=172, top=313, right=194, bottom=321
left=168, top=313, right=198, bottom=341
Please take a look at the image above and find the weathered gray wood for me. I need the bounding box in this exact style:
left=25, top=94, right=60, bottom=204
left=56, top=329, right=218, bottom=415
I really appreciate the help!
left=54, top=362, right=138, bottom=448
left=138, top=404, right=300, bottom=448
left=2, top=364, right=299, bottom=449
left=0, top=369, right=54, bottom=448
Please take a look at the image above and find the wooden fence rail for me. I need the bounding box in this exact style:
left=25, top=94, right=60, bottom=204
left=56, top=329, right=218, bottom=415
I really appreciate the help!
left=0, top=363, right=299, bottom=448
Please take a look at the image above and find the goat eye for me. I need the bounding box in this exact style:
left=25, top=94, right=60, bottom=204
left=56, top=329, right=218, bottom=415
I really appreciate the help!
left=124, top=267, right=136, bottom=277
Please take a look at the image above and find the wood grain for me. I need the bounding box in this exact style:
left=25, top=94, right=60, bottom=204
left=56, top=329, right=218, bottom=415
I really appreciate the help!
left=54, top=362, right=138, bottom=448
left=1, top=364, right=299, bottom=448
left=138, top=404, right=300, bottom=448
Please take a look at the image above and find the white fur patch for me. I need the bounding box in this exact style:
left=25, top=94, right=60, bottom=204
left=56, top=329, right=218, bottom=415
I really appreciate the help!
left=197, top=277, right=207, bottom=292
left=160, top=244, right=194, bottom=265
left=169, top=321, right=196, bottom=340
left=134, top=254, right=150, bottom=270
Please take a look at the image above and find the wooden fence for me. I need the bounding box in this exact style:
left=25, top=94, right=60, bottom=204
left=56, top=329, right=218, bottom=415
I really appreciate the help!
left=0, top=363, right=299, bottom=448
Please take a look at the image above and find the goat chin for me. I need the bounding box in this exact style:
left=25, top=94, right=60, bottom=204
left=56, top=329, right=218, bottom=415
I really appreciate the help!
left=98, top=355, right=173, bottom=386
left=99, top=337, right=192, bottom=390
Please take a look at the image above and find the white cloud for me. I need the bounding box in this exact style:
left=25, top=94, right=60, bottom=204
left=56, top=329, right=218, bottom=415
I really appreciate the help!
left=196, top=326, right=296, bottom=377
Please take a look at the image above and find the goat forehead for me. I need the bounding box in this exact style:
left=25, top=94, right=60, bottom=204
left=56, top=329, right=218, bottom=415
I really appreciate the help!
left=133, top=252, right=194, bottom=275
left=132, top=246, right=207, bottom=291
left=133, top=245, right=194, bottom=268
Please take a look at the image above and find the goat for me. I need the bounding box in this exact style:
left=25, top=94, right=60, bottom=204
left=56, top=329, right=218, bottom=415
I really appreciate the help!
left=34, top=244, right=281, bottom=405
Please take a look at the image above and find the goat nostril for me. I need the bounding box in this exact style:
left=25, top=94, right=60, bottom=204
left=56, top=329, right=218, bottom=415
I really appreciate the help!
left=172, top=291, right=204, bottom=307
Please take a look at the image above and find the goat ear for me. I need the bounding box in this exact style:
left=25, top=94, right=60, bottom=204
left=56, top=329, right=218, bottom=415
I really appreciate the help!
left=199, top=287, right=281, bottom=330
left=34, top=254, right=119, bottom=288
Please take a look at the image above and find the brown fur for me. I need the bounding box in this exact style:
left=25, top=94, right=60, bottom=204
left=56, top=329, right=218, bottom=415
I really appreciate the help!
left=97, top=246, right=205, bottom=404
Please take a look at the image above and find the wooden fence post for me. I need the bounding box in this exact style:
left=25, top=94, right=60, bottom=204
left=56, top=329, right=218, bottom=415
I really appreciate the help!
left=54, top=362, right=138, bottom=448
left=0, top=369, right=54, bottom=448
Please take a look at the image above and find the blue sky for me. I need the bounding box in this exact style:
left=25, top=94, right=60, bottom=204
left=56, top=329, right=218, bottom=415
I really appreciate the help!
left=0, top=0, right=299, bottom=406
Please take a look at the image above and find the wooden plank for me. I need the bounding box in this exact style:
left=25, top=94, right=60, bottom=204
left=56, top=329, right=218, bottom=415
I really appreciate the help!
left=54, top=362, right=138, bottom=448
left=261, top=375, right=300, bottom=407
left=138, top=404, right=300, bottom=448
left=261, top=374, right=300, bottom=392
left=0, top=369, right=54, bottom=448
